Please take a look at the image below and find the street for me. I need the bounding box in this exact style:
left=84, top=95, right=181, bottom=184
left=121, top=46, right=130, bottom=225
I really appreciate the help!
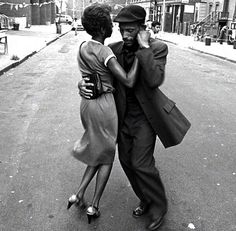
left=0, top=30, right=236, bottom=231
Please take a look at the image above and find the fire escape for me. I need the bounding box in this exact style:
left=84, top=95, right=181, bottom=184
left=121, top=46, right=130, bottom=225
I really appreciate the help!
left=197, top=0, right=229, bottom=40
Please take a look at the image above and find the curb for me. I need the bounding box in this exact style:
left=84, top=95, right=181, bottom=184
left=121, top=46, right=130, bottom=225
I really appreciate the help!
left=0, top=30, right=71, bottom=77
left=0, top=51, right=37, bottom=76
left=188, top=47, right=236, bottom=64
left=159, top=38, right=236, bottom=64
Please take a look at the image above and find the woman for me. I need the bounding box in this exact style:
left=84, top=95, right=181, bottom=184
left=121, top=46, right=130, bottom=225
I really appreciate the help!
left=67, top=3, right=140, bottom=224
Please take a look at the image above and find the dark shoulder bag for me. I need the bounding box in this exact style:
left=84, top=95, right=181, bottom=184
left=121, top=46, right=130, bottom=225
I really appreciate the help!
left=79, top=42, right=103, bottom=99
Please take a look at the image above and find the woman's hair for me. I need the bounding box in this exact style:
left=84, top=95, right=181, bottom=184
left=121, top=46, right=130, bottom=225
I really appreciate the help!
left=82, top=3, right=112, bottom=37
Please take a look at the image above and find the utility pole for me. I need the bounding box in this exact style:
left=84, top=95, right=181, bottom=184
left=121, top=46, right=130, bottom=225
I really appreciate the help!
left=56, top=0, right=63, bottom=34
left=233, top=1, right=236, bottom=21
left=82, top=0, right=85, bottom=17
left=162, top=0, right=166, bottom=32
left=58, top=0, right=63, bottom=24
left=72, top=0, right=75, bottom=18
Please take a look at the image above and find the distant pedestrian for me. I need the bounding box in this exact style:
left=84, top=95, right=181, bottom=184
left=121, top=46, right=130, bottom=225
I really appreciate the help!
left=148, top=20, right=161, bottom=39
left=146, top=20, right=152, bottom=29
left=227, top=29, right=235, bottom=45
left=218, top=25, right=228, bottom=44
left=190, top=23, right=197, bottom=36
left=196, top=25, right=203, bottom=41
left=72, top=18, right=78, bottom=36
left=151, top=21, right=161, bottom=34
left=68, top=2, right=139, bottom=225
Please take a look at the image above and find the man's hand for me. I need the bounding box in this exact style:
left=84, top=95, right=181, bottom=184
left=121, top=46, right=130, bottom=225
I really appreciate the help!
left=78, top=78, right=94, bottom=99
left=137, top=30, right=151, bottom=49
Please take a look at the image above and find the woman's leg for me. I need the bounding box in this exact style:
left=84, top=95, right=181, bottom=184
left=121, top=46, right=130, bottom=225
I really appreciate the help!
left=76, top=165, right=99, bottom=199
left=91, top=164, right=113, bottom=208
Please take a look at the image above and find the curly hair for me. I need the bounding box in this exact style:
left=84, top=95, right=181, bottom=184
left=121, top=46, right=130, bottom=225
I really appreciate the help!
left=151, top=20, right=161, bottom=27
left=82, top=3, right=112, bottom=37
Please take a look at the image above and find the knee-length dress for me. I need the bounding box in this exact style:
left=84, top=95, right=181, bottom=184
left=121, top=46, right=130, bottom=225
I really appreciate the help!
left=72, top=40, right=118, bottom=166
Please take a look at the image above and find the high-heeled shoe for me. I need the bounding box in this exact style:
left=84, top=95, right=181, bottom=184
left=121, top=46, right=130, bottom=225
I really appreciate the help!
left=86, top=206, right=100, bottom=224
left=67, top=194, right=86, bottom=210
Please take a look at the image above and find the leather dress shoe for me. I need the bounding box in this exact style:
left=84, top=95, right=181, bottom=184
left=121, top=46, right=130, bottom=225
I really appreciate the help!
left=147, top=215, right=165, bottom=230
left=132, top=202, right=149, bottom=218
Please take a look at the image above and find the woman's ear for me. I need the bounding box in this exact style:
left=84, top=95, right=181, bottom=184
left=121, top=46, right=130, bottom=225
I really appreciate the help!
left=101, top=27, right=106, bottom=36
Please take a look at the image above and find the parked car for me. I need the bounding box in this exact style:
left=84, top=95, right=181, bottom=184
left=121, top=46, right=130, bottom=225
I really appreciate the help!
left=71, top=18, right=84, bottom=31
left=55, top=14, right=72, bottom=25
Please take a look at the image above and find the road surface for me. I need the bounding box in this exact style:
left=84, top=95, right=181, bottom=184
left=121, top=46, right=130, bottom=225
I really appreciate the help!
left=0, top=30, right=235, bottom=231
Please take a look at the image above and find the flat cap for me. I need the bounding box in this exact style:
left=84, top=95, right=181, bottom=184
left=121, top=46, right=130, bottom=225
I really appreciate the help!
left=114, top=5, right=146, bottom=23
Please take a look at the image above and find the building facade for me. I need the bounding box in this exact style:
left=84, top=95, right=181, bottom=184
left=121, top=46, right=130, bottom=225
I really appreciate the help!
left=127, top=0, right=235, bottom=35
left=65, top=0, right=131, bottom=20
left=129, top=0, right=152, bottom=20
left=65, top=0, right=108, bottom=19
left=193, top=0, right=236, bottom=37
left=0, top=0, right=56, bottom=26
left=126, top=0, right=195, bottom=33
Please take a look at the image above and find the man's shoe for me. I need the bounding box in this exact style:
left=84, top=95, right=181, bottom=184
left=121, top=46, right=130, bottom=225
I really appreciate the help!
left=132, top=202, right=149, bottom=218
left=147, top=215, right=165, bottom=230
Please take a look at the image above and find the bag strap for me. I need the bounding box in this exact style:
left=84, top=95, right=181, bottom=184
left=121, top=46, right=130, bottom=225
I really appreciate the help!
left=79, top=41, right=93, bottom=72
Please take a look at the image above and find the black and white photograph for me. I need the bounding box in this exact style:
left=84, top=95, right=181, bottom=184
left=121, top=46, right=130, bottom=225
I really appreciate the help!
left=0, top=0, right=235, bottom=230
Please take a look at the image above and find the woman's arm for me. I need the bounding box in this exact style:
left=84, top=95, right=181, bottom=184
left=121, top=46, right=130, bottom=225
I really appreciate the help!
left=107, top=56, right=139, bottom=88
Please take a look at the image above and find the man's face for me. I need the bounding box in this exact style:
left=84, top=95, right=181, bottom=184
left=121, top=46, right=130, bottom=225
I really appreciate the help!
left=119, top=22, right=140, bottom=47
left=153, top=25, right=160, bottom=33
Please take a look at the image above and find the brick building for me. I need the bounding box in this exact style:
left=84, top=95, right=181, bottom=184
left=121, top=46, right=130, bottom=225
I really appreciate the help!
left=0, top=0, right=56, bottom=27
left=129, top=0, right=235, bottom=35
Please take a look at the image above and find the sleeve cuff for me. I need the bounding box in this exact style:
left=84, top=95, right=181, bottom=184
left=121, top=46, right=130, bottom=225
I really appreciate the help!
left=104, top=54, right=116, bottom=67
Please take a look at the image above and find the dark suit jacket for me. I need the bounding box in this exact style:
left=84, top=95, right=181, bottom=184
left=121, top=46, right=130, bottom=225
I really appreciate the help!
left=109, top=39, right=190, bottom=148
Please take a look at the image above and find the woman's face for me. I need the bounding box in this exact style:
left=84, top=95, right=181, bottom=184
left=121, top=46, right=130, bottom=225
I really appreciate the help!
left=104, top=17, right=113, bottom=38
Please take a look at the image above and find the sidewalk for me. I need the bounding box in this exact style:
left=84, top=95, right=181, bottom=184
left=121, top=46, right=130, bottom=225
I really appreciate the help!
left=156, top=32, right=236, bottom=63
left=1, top=26, right=236, bottom=77
left=0, top=24, right=72, bottom=76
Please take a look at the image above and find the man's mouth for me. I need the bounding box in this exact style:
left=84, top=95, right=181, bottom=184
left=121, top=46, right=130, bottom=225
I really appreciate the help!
left=124, top=40, right=133, bottom=45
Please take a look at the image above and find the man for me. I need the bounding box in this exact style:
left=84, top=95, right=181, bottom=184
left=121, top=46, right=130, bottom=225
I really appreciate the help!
left=218, top=25, right=228, bottom=44
left=151, top=21, right=161, bottom=34
left=79, top=5, right=190, bottom=230
left=146, top=20, right=152, bottom=30
left=147, top=20, right=161, bottom=39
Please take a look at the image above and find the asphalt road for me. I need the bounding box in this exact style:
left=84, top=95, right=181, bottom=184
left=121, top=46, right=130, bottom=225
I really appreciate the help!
left=0, top=30, right=236, bottom=231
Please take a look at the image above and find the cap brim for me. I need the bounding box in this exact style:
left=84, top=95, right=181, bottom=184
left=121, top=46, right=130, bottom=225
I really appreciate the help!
left=113, top=17, right=140, bottom=23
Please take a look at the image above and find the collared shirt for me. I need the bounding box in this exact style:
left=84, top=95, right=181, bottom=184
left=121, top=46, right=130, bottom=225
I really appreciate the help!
left=122, top=42, right=147, bottom=128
